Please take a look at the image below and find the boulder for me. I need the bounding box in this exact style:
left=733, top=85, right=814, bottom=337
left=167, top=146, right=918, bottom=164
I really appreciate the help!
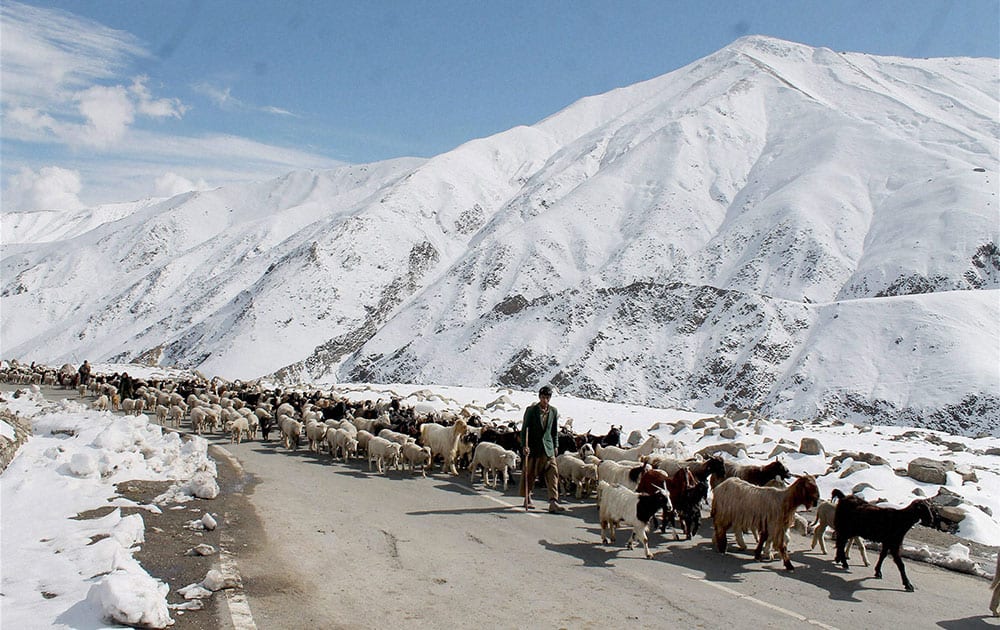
left=839, top=461, right=870, bottom=478
left=798, top=437, right=824, bottom=455
left=768, top=444, right=798, bottom=458
left=954, top=464, right=978, bottom=483
left=831, top=451, right=889, bottom=467
left=719, top=428, right=738, bottom=439
left=907, top=457, right=954, bottom=484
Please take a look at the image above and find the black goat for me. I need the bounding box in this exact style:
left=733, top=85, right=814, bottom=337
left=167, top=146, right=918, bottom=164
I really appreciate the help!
left=832, top=489, right=937, bottom=592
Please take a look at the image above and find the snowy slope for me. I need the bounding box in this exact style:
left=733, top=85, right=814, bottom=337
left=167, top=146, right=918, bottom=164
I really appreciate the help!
left=2, top=36, right=998, bottom=435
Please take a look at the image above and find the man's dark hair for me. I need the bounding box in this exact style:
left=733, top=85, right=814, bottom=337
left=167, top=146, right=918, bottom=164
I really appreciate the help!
left=539, top=385, right=553, bottom=397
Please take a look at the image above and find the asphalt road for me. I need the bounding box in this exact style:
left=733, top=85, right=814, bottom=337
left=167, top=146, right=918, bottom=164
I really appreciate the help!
left=215, top=435, right=998, bottom=630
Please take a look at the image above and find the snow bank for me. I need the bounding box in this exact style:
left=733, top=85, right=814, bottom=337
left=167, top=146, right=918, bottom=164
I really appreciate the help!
left=0, top=391, right=217, bottom=629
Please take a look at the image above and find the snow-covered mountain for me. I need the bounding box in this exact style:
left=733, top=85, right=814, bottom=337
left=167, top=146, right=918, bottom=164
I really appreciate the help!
left=3, top=36, right=998, bottom=435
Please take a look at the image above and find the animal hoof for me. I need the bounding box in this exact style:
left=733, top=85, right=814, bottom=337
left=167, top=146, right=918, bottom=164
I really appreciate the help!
left=904, top=584, right=915, bottom=592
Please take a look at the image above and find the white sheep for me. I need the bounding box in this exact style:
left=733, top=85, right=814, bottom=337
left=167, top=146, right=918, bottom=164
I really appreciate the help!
left=419, top=419, right=468, bottom=475
left=305, top=420, right=329, bottom=453
left=469, top=442, right=519, bottom=490
left=597, top=480, right=672, bottom=559
left=279, top=416, right=303, bottom=451
left=400, top=442, right=433, bottom=476
left=555, top=453, right=599, bottom=498
left=190, top=407, right=212, bottom=434
left=378, top=428, right=415, bottom=446
left=355, top=429, right=375, bottom=454
left=168, top=404, right=185, bottom=428
left=92, top=394, right=110, bottom=412
left=229, top=417, right=250, bottom=444
left=367, top=436, right=402, bottom=474
left=326, top=428, right=359, bottom=461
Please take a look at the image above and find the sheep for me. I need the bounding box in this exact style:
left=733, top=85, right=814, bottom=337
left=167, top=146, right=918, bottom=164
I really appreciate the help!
left=190, top=407, right=212, bottom=434
left=597, top=460, right=647, bottom=490
left=154, top=404, right=169, bottom=425
left=279, top=416, right=303, bottom=451
left=332, top=429, right=359, bottom=461
left=555, top=452, right=599, bottom=499
left=367, top=436, right=402, bottom=474
left=93, top=394, right=110, bottom=412
left=810, top=497, right=869, bottom=566
left=355, top=429, right=375, bottom=454
left=419, top=419, right=468, bottom=475
left=229, top=417, right=250, bottom=444
left=378, top=427, right=415, bottom=446
left=400, top=442, right=432, bottom=476
left=596, top=480, right=673, bottom=559
left=469, top=441, right=519, bottom=490
left=595, top=435, right=664, bottom=462
left=711, top=474, right=820, bottom=571
left=167, top=404, right=185, bottom=428
left=832, top=489, right=936, bottom=592
left=305, top=420, right=329, bottom=453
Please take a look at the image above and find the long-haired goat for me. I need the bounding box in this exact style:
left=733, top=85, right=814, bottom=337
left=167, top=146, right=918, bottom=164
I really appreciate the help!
left=711, top=459, right=790, bottom=488
left=711, top=474, right=820, bottom=571
left=419, top=418, right=468, bottom=475
left=832, top=489, right=936, bottom=592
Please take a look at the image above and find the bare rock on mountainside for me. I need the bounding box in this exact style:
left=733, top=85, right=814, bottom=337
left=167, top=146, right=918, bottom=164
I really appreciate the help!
left=2, top=36, right=997, bottom=436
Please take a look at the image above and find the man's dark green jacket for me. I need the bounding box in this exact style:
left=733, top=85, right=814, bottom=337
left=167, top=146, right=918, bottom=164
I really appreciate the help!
left=521, top=403, right=559, bottom=457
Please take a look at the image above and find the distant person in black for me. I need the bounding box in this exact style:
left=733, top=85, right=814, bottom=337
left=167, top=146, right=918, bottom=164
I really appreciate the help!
left=78, top=360, right=92, bottom=386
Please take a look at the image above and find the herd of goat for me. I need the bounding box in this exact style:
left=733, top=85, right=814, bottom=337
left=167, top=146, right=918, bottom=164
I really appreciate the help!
left=0, top=361, right=964, bottom=595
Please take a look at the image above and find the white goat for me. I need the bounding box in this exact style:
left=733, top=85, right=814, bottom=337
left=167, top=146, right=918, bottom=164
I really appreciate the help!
left=597, top=460, right=646, bottom=490
left=596, top=435, right=664, bottom=462
left=597, top=480, right=672, bottom=559
left=419, top=419, right=468, bottom=475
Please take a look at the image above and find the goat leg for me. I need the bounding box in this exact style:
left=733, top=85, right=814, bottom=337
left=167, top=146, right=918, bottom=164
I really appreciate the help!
left=891, top=548, right=914, bottom=592
left=874, top=546, right=888, bottom=579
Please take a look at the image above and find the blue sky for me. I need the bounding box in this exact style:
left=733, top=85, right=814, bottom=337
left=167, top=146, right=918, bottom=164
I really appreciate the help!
left=2, top=0, right=998, bottom=210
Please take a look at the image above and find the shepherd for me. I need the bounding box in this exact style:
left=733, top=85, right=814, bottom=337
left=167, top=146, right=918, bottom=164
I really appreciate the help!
left=520, top=385, right=565, bottom=514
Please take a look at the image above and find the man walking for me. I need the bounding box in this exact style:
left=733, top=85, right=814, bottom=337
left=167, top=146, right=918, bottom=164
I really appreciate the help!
left=521, top=385, right=565, bottom=513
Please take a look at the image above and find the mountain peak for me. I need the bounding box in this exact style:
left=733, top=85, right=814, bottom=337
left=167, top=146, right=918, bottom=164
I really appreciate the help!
left=3, top=39, right=998, bottom=436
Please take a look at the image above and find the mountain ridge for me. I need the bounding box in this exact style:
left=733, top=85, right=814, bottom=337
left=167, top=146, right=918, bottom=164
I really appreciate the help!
left=3, top=36, right=998, bottom=435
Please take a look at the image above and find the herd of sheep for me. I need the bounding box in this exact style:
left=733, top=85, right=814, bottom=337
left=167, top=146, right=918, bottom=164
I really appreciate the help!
left=0, top=361, right=974, bottom=597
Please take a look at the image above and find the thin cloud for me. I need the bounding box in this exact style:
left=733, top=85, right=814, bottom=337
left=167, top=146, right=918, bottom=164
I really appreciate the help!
left=192, top=81, right=298, bottom=117
left=1, top=2, right=188, bottom=149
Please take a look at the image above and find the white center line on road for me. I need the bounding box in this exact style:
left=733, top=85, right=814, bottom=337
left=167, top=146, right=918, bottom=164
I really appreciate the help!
left=480, top=493, right=542, bottom=517
left=682, top=573, right=840, bottom=630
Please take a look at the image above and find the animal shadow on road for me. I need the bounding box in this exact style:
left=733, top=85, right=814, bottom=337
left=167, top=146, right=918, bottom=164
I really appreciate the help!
left=937, top=616, right=1000, bottom=629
